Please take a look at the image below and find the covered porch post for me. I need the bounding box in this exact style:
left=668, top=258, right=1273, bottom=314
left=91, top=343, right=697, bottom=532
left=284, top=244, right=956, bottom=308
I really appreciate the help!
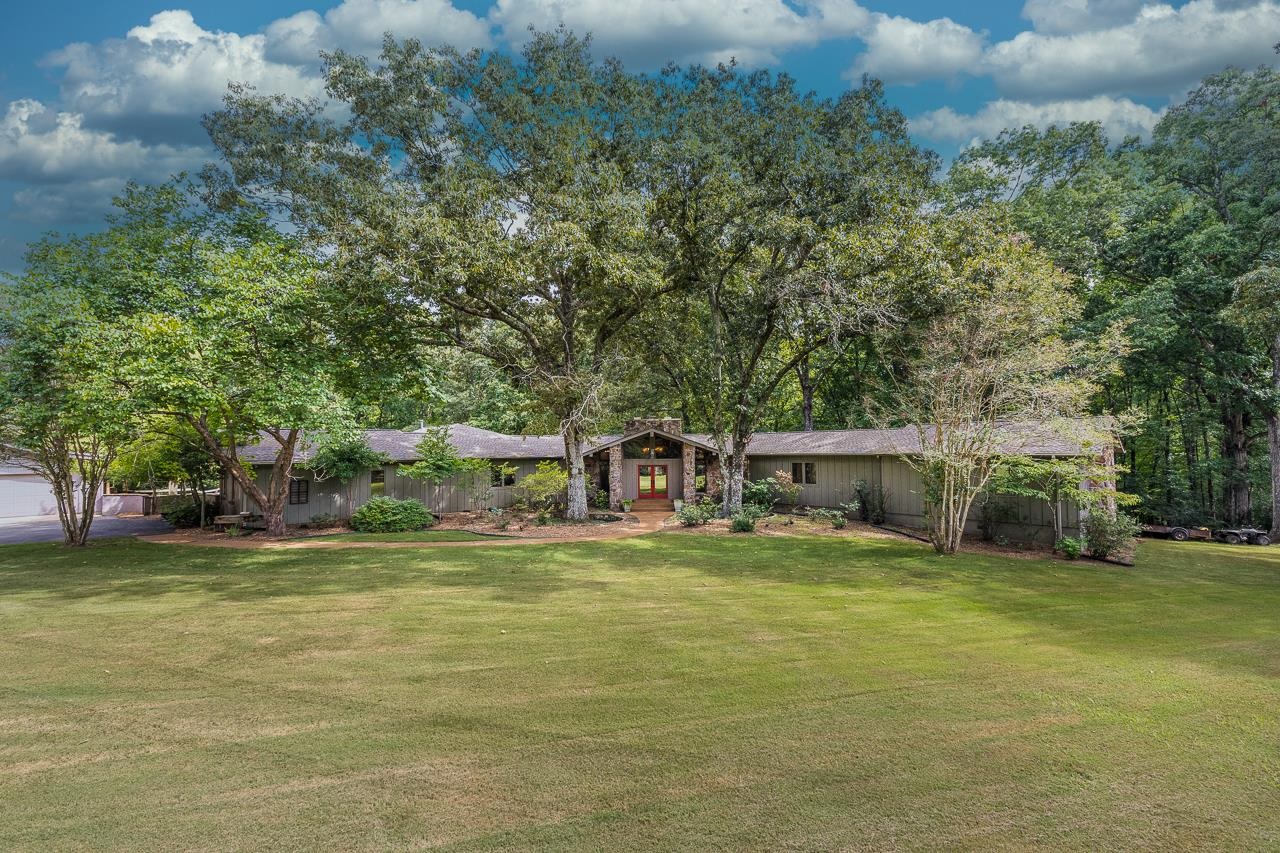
left=608, top=444, right=623, bottom=511
left=681, top=442, right=696, bottom=504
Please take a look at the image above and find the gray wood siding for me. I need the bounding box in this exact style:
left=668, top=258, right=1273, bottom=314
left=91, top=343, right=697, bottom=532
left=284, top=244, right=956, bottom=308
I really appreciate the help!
left=385, top=459, right=543, bottom=513
left=749, top=454, right=1080, bottom=543
left=748, top=455, right=878, bottom=508
left=251, top=467, right=372, bottom=524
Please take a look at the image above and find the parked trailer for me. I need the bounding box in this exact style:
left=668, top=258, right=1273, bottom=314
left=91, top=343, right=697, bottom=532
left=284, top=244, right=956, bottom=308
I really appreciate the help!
left=1212, top=528, right=1272, bottom=546
left=1140, top=524, right=1212, bottom=542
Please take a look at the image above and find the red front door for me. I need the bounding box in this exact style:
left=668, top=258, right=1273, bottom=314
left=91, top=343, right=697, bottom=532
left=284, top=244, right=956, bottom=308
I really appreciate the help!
left=637, top=464, right=669, bottom=499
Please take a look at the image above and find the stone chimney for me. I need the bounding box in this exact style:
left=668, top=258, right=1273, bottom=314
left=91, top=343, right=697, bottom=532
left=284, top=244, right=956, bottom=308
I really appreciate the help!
left=623, top=416, right=683, bottom=436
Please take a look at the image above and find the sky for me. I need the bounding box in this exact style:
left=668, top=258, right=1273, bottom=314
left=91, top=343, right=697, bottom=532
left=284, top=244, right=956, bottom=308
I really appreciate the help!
left=1, top=0, right=1278, bottom=272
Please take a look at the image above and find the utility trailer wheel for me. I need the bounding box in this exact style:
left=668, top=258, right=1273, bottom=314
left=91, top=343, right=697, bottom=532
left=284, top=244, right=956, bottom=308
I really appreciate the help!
left=1252, top=533, right=1272, bottom=546
left=1223, top=532, right=1242, bottom=545
left=1169, top=527, right=1189, bottom=541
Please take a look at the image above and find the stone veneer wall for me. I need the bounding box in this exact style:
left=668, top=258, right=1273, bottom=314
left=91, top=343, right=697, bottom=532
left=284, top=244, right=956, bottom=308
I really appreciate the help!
left=608, top=445, right=623, bottom=510
left=682, top=443, right=696, bottom=503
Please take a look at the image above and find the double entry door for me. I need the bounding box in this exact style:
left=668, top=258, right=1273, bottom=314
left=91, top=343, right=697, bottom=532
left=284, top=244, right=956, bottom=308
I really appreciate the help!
left=637, top=464, right=669, bottom=499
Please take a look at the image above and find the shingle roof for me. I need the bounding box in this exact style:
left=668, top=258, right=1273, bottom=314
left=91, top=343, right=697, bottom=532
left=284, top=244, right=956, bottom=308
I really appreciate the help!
left=235, top=420, right=1106, bottom=465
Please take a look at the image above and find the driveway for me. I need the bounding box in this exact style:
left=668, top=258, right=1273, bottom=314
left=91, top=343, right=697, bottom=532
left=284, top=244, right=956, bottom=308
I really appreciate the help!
left=0, top=515, right=173, bottom=545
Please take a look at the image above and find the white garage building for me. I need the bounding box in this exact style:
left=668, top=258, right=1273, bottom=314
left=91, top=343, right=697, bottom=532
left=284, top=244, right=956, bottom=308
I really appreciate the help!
left=0, top=464, right=62, bottom=518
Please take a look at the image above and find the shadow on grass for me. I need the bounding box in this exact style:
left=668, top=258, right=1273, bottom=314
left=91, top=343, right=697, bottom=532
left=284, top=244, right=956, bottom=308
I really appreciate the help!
left=0, top=537, right=615, bottom=604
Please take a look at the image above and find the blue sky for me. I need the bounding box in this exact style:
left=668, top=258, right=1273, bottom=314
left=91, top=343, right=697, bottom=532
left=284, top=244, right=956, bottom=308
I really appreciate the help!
left=2, top=0, right=1278, bottom=271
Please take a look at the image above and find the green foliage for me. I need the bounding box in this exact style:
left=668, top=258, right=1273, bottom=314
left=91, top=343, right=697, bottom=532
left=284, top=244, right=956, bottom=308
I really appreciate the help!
left=350, top=497, right=434, bottom=533
left=675, top=501, right=713, bottom=527
left=808, top=508, right=847, bottom=529
left=304, top=438, right=389, bottom=484
left=592, top=488, right=610, bottom=510
left=1083, top=511, right=1141, bottom=561
left=398, top=428, right=489, bottom=485
left=161, top=501, right=219, bottom=529
left=1057, top=537, right=1084, bottom=560
left=730, top=512, right=758, bottom=533
left=854, top=481, right=888, bottom=525
left=518, top=461, right=569, bottom=511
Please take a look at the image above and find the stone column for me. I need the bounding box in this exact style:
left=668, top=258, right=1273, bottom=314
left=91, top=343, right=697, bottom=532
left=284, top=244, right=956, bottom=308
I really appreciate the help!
left=608, top=444, right=624, bottom=511
left=682, top=443, right=696, bottom=504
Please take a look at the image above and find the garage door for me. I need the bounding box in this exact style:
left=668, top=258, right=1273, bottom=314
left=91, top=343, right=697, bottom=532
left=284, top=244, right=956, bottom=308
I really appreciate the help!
left=0, top=474, right=59, bottom=517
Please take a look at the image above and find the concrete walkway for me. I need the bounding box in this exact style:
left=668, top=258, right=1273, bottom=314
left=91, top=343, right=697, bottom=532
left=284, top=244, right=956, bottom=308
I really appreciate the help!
left=137, top=511, right=672, bottom=550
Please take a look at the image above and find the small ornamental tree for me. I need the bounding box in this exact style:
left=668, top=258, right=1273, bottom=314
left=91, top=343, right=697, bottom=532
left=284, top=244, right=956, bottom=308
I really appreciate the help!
left=518, top=461, right=569, bottom=512
left=878, top=214, right=1126, bottom=555
left=0, top=258, right=140, bottom=546
left=302, top=437, right=389, bottom=516
left=990, top=455, right=1132, bottom=549
left=398, top=427, right=488, bottom=513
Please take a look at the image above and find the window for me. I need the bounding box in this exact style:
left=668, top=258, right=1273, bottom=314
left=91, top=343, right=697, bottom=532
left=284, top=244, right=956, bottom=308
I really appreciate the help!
left=622, top=435, right=682, bottom=459
left=694, top=449, right=708, bottom=491
left=369, top=467, right=385, bottom=496
left=288, top=478, right=310, bottom=505
left=490, top=463, right=516, bottom=487
left=790, top=462, right=817, bottom=485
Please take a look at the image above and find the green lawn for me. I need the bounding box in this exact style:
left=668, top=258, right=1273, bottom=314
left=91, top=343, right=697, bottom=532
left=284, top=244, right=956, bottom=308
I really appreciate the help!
left=1, top=534, right=1278, bottom=850
left=314, top=529, right=500, bottom=543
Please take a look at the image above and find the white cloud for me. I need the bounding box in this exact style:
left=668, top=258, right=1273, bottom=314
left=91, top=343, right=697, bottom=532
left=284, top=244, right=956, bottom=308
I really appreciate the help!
left=46, top=10, right=325, bottom=141
left=910, top=95, right=1165, bottom=146
left=490, top=0, right=870, bottom=67
left=986, top=0, right=1280, bottom=99
left=265, top=0, right=492, bottom=64
left=0, top=99, right=203, bottom=184
left=849, top=14, right=985, bottom=85
left=1021, top=0, right=1147, bottom=34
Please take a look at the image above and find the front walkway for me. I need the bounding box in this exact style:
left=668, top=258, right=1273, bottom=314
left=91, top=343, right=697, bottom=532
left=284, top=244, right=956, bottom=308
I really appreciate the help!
left=137, top=511, right=671, bottom=550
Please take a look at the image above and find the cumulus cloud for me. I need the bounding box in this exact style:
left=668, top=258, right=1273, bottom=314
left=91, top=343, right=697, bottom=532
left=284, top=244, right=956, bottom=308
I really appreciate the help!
left=265, top=0, right=492, bottom=65
left=910, top=96, right=1165, bottom=146
left=1020, top=0, right=1147, bottom=34
left=0, top=99, right=203, bottom=184
left=490, top=0, right=870, bottom=67
left=46, top=10, right=325, bottom=143
left=986, top=0, right=1280, bottom=99
left=849, top=14, right=985, bottom=85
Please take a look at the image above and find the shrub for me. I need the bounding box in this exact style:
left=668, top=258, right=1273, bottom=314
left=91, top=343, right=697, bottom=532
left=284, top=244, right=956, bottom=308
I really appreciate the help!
left=676, top=503, right=712, bottom=526
left=161, top=500, right=218, bottom=529
left=350, top=497, right=434, bottom=533
left=809, top=507, right=845, bottom=529
left=1057, top=536, right=1083, bottom=559
left=592, top=488, right=610, bottom=509
left=730, top=512, right=757, bottom=533
left=519, top=460, right=569, bottom=511
left=1083, top=511, right=1140, bottom=560
left=742, top=478, right=774, bottom=510
left=306, top=513, right=341, bottom=529
left=854, top=481, right=888, bottom=524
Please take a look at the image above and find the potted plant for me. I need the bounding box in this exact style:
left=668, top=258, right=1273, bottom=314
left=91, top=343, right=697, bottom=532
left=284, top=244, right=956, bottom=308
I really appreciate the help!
left=621, top=498, right=634, bottom=512
left=673, top=498, right=684, bottom=512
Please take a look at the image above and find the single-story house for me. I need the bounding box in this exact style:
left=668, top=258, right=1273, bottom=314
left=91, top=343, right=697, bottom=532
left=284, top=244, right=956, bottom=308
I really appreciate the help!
left=223, top=417, right=1110, bottom=543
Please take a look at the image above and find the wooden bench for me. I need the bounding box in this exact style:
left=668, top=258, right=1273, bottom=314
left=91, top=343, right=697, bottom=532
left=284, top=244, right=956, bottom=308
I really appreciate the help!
left=213, top=513, right=265, bottom=531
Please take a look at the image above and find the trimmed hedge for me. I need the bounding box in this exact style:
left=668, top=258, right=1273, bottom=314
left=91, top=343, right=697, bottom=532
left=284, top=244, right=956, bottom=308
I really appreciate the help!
left=350, top=497, right=435, bottom=533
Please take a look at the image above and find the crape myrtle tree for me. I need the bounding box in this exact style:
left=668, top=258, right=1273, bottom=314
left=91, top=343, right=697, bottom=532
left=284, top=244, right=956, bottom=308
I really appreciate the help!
left=206, top=32, right=670, bottom=521
left=0, top=277, right=138, bottom=546
left=874, top=214, right=1126, bottom=555
left=639, top=67, right=935, bottom=514
left=0, top=185, right=208, bottom=546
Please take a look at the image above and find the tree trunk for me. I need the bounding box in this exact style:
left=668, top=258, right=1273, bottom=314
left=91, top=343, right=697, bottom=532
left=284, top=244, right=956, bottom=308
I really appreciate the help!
left=796, top=356, right=815, bottom=431
left=1222, top=409, right=1251, bottom=525
left=187, top=417, right=296, bottom=536
left=720, top=456, right=745, bottom=517
left=1268, top=339, right=1280, bottom=538
left=564, top=429, right=588, bottom=521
